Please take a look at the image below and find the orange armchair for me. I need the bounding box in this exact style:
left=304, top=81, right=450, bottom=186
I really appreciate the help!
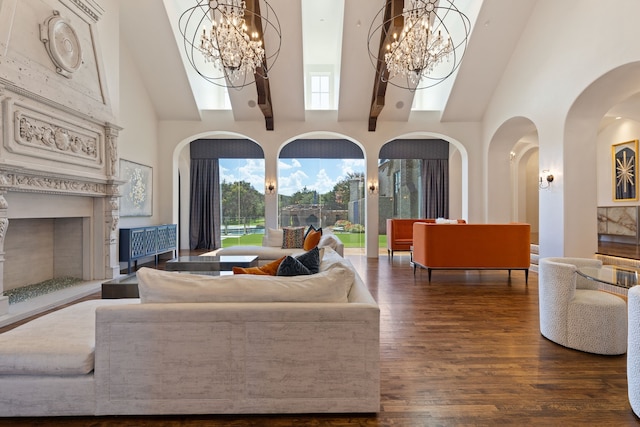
left=386, top=219, right=430, bottom=259
left=386, top=219, right=467, bottom=259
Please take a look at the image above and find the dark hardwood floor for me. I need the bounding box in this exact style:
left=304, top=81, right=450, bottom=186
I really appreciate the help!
left=1, top=251, right=639, bottom=426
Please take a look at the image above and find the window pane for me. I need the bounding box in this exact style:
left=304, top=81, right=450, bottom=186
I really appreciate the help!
left=320, top=93, right=329, bottom=108
left=320, top=76, right=329, bottom=91
left=311, top=76, right=320, bottom=92
left=309, top=74, right=331, bottom=109
left=277, top=158, right=366, bottom=248
left=219, top=158, right=266, bottom=247
left=379, top=159, right=424, bottom=249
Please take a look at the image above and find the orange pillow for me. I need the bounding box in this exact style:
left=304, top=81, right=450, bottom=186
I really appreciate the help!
left=232, top=256, right=286, bottom=275
left=303, top=229, right=322, bottom=250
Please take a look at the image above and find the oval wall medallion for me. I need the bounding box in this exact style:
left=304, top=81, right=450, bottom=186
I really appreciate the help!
left=40, top=11, right=83, bottom=78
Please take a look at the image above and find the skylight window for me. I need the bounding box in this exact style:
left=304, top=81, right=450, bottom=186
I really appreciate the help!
left=301, top=0, right=344, bottom=110
left=310, top=73, right=330, bottom=109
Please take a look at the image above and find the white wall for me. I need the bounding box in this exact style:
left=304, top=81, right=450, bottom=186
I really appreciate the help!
left=525, top=151, right=539, bottom=234
left=117, top=40, right=160, bottom=229
left=449, top=147, right=462, bottom=220
left=482, top=0, right=640, bottom=258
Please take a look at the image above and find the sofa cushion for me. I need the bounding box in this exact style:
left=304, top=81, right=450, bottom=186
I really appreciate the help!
left=137, top=264, right=354, bottom=303
left=0, top=299, right=137, bottom=376
left=264, top=227, right=284, bottom=247
left=435, top=218, right=466, bottom=224
left=232, top=256, right=286, bottom=275
left=282, top=227, right=305, bottom=249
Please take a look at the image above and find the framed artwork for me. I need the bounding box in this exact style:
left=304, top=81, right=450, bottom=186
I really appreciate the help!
left=612, top=140, right=638, bottom=201
left=120, top=159, right=153, bottom=216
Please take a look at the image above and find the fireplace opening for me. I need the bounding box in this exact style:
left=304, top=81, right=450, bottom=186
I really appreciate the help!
left=3, top=217, right=86, bottom=297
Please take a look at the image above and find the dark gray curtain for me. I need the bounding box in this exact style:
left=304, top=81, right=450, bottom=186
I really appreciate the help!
left=189, top=159, right=221, bottom=250
left=422, top=159, right=449, bottom=218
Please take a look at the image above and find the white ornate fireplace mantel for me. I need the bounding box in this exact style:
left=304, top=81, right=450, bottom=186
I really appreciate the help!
left=0, top=0, right=121, bottom=316
left=0, top=81, right=123, bottom=316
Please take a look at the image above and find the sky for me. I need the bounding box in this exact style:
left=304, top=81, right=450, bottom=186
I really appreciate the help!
left=220, top=158, right=365, bottom=196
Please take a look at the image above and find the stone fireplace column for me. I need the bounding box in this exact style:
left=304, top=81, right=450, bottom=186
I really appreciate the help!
left=103, top=124, right=122, bottom=280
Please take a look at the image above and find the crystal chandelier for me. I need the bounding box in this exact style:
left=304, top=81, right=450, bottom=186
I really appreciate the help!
left=179, top=0, right=281, bottom=89
left=368, top=0, right=470, bottom=90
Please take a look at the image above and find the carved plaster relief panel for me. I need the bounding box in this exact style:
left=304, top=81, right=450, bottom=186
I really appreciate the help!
left=4, top=97, right=103, bottom=169
left=0, top=170, right=106, bottom=197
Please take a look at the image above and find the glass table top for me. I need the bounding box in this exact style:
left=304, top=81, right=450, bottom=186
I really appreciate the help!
left=577, top=265, right=639, bottom=289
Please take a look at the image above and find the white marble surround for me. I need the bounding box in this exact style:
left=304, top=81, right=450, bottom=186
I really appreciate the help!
left=598, top=206, right=639, bottom=240
left=0, top=0, right=122, bottom=316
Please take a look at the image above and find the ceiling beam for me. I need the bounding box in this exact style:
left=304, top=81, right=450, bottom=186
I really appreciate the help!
left=369, top=0, right=404, bottom=132
left=245, top=0, right=274, bottom=131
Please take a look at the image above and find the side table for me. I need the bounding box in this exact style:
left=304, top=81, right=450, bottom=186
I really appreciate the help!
left=102, top=274, right=139, bottom=299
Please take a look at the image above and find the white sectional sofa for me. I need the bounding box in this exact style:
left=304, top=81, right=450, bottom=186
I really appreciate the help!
left=0, top=249, right=379, bottom=416
left=212, top=227, right=345, bottom=265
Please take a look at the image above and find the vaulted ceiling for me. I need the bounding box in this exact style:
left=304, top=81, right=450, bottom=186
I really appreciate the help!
left=119, top=0, right=538, bottom=130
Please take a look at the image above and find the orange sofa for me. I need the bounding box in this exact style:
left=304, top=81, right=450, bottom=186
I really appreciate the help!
left=386, top=218, right=465, bottom=259
left=412, top=222, right=531, bottom=283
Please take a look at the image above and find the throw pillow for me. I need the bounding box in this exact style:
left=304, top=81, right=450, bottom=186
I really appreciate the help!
left=303, top=227, right=322, bottom=250
left=233, top=256, right=286, bottom=275
left=282, top=227, right=305, bottom=249
left=303, top=224, right=320, bottom=238
left=296, top=246, right=321, bottom=274
left=276, top=256, right=311, bottom=276
left=318, top=233, right=340, bottom=252
left=265, top=227, right=284, bottom=247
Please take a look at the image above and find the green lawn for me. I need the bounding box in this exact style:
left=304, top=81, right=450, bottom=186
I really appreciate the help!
left=221, top=233, right=387, bottom=249
left=221, top=234, right=264, bottom=247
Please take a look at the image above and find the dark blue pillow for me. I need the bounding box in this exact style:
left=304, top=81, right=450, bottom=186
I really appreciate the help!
left=296, top=246, right=320, bottom=274
left=276, top=256, right=311, bottom=276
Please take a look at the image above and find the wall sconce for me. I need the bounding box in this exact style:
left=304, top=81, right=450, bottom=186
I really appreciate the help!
left=539, top=170, right=554, bottom=190
left=368, top=181, right=378, bottom=194
left=266, top=181, right=275, bottom=194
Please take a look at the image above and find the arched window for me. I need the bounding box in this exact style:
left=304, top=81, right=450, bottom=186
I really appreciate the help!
left=279, top=139, right=365, bottom=248
left=189, top=139, right=265, bottom=249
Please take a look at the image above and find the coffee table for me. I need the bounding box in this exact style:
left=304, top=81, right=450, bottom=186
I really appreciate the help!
left=165, top=255, right=258, bottom=271
left=102, top=273, right=139, bottom=299
left=102, top=270, right=234, bottom=299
